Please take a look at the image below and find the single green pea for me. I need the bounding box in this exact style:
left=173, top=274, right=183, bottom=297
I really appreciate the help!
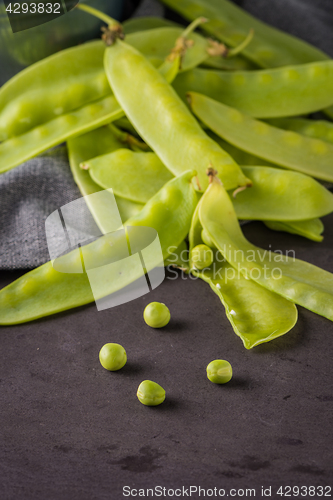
left=191, top=244, right=214, bottom=270
left=137, top=380, right=166, bottom=406
left=99, top=343, right=127, bottom=371
left=207, top=359, right=233, bottom=384
left=143, top=302, right=170, bottom=328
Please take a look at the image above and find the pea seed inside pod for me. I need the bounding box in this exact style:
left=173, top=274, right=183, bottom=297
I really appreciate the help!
left=137, top=380, right=166, bottom=406
left=207, top=360, right=233, bottom=384
left=143, top=302, right=171, bottom=328
left=99, top=343, right=127, bottom=371
left=191, top=244, right=214, bottom=270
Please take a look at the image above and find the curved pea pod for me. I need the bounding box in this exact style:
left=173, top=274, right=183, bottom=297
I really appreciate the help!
left=266, top=118, right=333, bottom=145
left=0, top=27, right=207, bottom=141
left=264, top=219, right=324, bottom=243
left=189, top=92, right=333, bottom=183
left=231, top=167, right=333, bottom=221
left=188, top=202, right=297, bottom=349
left=0, top=96, right=124, bottom=175
left=67, top=126, right=144, bottom=232
left=104, top=40, right=250, bottom=192
left=174, top=64, right=333, bottom=119
left=0, top=171, right=198, bottom=325
left=199, top=174, right=333, bottom=322
left=82, top=150, right=173, bottom=204
left=158, top=0, right=328, bottom=68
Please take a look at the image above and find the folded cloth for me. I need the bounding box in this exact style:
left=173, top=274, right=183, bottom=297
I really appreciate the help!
left=0, top=0, right=332, bottom=269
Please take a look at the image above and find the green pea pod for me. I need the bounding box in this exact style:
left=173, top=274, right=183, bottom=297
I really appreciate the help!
left=0, top=27, right=210, bottom=141
left=67, top=125, right=144, bottom=232
left=264, top=219, right=324, bottom=243
left=231, top=166, right=333, bottom=221
left=104, top=40, right=250, bottom=191
left=189, top=92, right=333, bottom=183
left=0, top=171, right=198, bottom=325
left=123, top=17, right=179, bottom=34
left=187, top=202, right=297, bottom=349
left=202, top=55, right=257, bottom=72
left=207, top=131, right=276, bottom=167
left=266, top=118, right=333, bottom=145
left=199, top=173, right=333, bottom=322
left=83, top=149, right=173, bottom=204
left=174, top=64, right=333, bottom=118
left=0, top=96, right=123, bottom=175
left=158, top=0, right=328, bottom=68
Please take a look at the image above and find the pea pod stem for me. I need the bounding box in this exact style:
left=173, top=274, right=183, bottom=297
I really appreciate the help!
left=76, top=3, right=120, bottom=29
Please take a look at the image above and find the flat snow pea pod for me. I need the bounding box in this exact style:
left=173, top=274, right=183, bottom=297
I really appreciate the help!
left=230, top=166, right=333, bottom=221
left=0, top=40, right=107, bottom=141
left=104, top=40, right=250, bottom=191
left=0, top=170, right=198, bottom=325
left=266, top=118, right=333, bottom=145
left=206, top=130, right=276, bottom=167
left=187, top=200, right=298, bottom=349
left=264, top=219, right=324, bottom=243
left=67, top=126, right=144, bottom=232
left=199, top=172, right=333, bottom=322
left=189, top=92, right=333, bottom=183
left=123, top=16, right=179, bottom=34
left=158, top=0, right=328, bottom=68
left=82, top=150, right=173, bottom=204
left=202, top=54, right=257, bottom=72
left=0, top=96, right=124, bottom=175
left=174, top=64, right=333, bottom=119
left=126, top=27, right=211, bottom=72
left=0, top=27, right=204, bottom=140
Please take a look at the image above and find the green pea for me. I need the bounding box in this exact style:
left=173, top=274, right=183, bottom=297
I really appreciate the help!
left=99, top=343, right=127, bottom=371
left=137, top=380, right=166, bottom=406
left=207, top=360, right=232, bottom=384
left=143, top=302, right=171, bottom=328
left=191, top=244, right=214, bottom=269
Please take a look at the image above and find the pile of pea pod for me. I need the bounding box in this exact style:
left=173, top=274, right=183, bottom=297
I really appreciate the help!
left=1, top=0, right=333, bottom=350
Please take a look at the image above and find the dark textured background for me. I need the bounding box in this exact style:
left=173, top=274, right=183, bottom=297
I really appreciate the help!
left=1, top=0, right=333, bottom=498
left=1, top=217, right=333, bottom=499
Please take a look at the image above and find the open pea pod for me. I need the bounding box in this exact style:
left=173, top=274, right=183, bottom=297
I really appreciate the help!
left=266, top=118, right=333, bottom=145
left=83, top=149, right=173, bottom=204
left=231, top=166, right=333, bottom=221
left=104, top=39, right=250, bottom=191
left=67, top=125, right=144, bottom=232
left=0, top=27, right=210, bottom=141
left=174, top=64, right=333, bottom=119
left=189, top=92, right=333, bottom=183
left=187, top=203, right=297, bottom=349
left=264, top=219, right=324, bottom=243
left=0, top=171, right=198, bottom=325
left=199, top=173, right=333, bottom=322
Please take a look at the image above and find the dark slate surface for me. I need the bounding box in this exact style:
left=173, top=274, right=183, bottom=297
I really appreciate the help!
left=1, top=215, right=333, bottom=499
